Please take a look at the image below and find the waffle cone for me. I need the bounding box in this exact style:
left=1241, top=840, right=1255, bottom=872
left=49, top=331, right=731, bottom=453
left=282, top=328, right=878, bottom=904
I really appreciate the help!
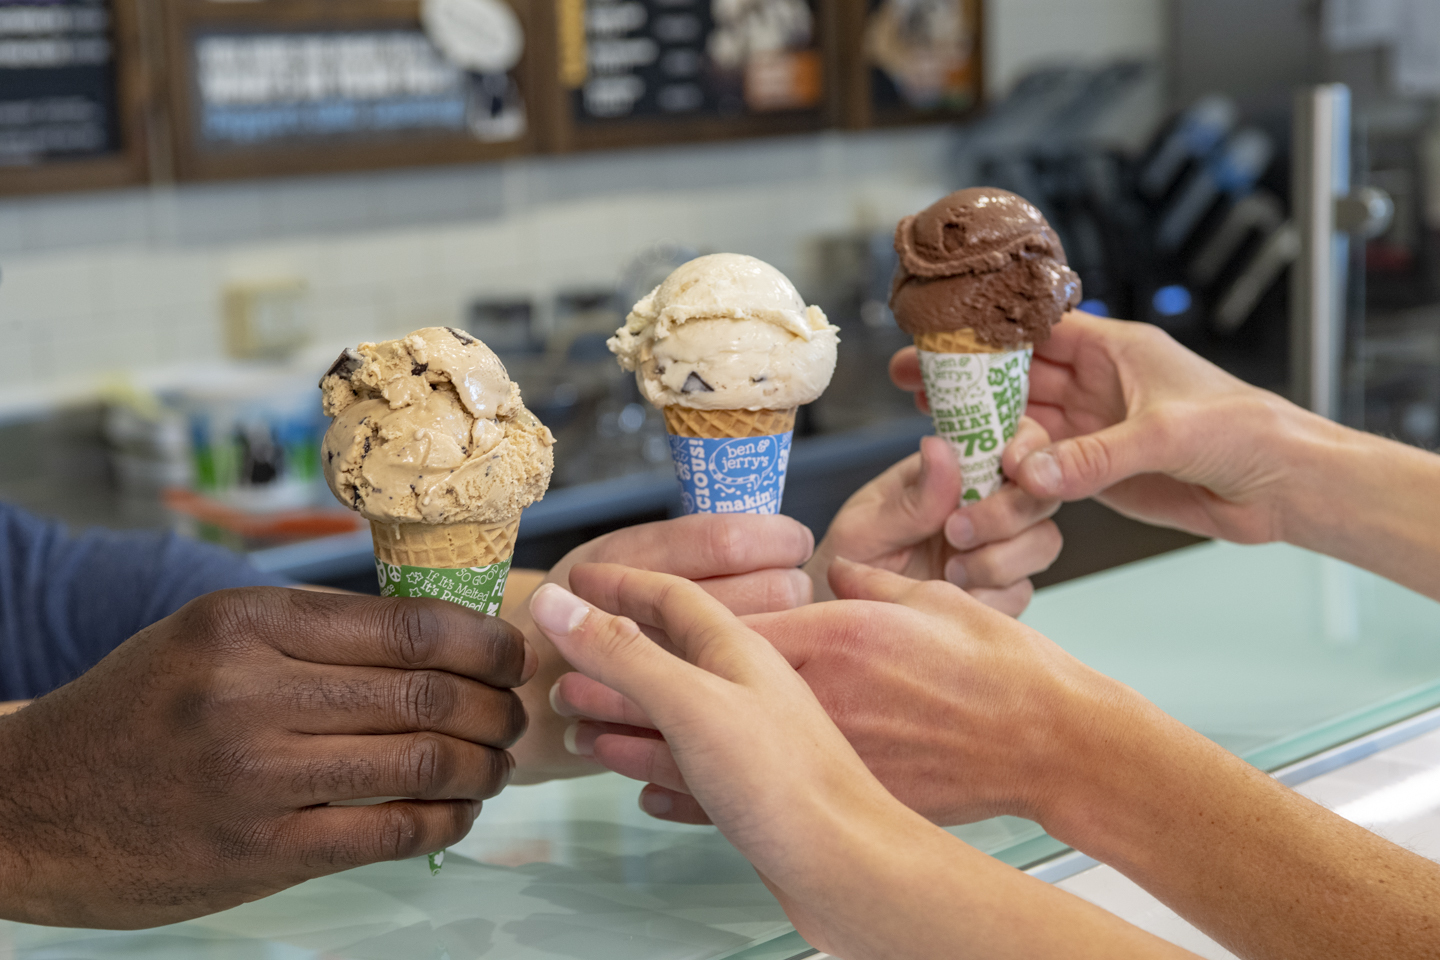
left=913, top=329, right=1021, bottom=354
left=370, top=518, right=519, bottom=568
left=663, top=406, right=796, bottom=438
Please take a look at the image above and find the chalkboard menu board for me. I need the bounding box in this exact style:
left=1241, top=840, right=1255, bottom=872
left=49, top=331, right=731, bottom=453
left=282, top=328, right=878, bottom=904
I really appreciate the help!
left=838, top=0, right=981, bottom=128
left=0, top=0, right=147, bottom=194
left=165, top=0, right=535, bottom=181
left=0, top=0, right=115, bottom=162
left=544, top=0, right=836, bottom=150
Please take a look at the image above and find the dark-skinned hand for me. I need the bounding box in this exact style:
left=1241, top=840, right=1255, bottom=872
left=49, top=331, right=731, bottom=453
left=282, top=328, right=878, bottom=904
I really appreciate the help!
left=0, top=587, right=532, bottom=929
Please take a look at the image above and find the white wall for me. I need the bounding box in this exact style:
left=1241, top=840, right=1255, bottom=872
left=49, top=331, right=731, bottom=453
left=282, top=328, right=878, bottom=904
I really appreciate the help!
left=0, top=129, right=954, bottom=414
left=985, top=0, right=1167, bottom=96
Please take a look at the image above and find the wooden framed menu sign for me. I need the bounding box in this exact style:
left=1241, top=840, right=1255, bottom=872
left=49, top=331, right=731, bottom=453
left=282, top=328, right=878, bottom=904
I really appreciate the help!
left=838, top=0, right=982, bottom=128
left=163, top=0, right=537, bottom=181
left=540, top=0, right=838, bottom=151
left=0, top=0, right=150, bottom=196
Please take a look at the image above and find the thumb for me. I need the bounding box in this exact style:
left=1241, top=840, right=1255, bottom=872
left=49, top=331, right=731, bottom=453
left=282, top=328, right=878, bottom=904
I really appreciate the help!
left=897, top=436, right=963, bottom=533
left=1015, top=414, right=1173, bottom=501
left=529, top=582, right=702, bottom=726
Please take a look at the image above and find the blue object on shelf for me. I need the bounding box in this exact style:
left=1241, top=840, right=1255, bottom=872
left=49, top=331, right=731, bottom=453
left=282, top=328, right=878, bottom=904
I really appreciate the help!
left=1152, top=285, right=1193, bottom=317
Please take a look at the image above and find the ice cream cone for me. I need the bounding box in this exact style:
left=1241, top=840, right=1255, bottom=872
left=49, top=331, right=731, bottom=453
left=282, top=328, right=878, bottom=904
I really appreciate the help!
left=913, top=329, right=1008, bottom=354
left=662, top=406, right=796, bottom=515
left=369, top=518, right=521, bottom=616
left=371, top=518, right=520, bottom=567
left=914, top=331, right=1032, bottom=505
left=662, top=406, right=796, bottom=439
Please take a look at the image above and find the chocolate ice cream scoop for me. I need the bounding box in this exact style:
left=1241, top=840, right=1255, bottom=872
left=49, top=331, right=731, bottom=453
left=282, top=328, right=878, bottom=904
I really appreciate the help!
left=889, top=187, right=1081, bottom=349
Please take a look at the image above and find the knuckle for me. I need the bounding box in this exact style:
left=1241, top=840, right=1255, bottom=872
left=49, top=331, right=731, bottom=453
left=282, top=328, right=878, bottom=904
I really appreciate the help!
left=402, top=733, right=454, bottom=796
left=1039, top=519, right=1064, bottom=561
left=1133, top=322, right=1176, bottom=351
left=988, top=493, right=1024, bottom=534
left=373, top=804, right=428, bottom=861
left=640, top=743, right=669, bottom=784
left=398, top=670, right=456, bottom=730
left=384, top=602, right=442, bottom=667
left=1065, top=434, right=1113, bottom=484
left=210, top=816, right=280, bottom=862
left=703, top=519, right=746, bottom=570
left=1145, top=404, right=1185, bottom=438
left=494, top=691, right=528, bottom=747
left=476, top=617, right=524, bottom=685
left=196, top=739, right=267, bottom=794
left=182, top=589, right=266, bottom=654
left=475, top=747, right=514, bottom=799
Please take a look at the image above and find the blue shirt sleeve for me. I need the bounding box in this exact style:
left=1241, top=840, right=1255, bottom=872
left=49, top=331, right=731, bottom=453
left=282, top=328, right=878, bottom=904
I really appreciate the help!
left=0, top=501, right=293, bottom=700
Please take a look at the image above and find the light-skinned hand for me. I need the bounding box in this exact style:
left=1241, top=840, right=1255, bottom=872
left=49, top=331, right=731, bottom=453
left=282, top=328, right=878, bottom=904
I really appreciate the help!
left=892, top=310, right=1440, bottom=602
left=0, top=588, right=532, bottom=929
left=551, top=557, right=1127, bottom=827
left=528, top=564, right=1197, bottom=960
left=806, top=429, right=1062, bottom=616
left=505, top=514, right=815, bottom=785
left=889, top=311, right=1296, bottom=543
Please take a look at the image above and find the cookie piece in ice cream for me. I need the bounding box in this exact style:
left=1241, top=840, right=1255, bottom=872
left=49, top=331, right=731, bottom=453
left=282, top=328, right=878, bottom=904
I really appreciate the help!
left=889, top=187, right=1081, bottom=349
left=320, top=326, right=553, bottom=525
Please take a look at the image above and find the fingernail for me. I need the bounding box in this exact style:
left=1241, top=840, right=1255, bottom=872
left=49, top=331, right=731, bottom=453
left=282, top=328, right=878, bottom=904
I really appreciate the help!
left=562, top=723, right=593, bottom=756
left=530, top=584, right=590, bottom=638
left=641, top=790, right=672, bottom=816
left=947, top=512, right=975, bottom=549
left=548, top=680, right=565, bottom=716
left=1026, top=451, right=1063, bottom=496
left=522, top=641, right=538, bottom=682
left=945, top=557, right=968, bottom=588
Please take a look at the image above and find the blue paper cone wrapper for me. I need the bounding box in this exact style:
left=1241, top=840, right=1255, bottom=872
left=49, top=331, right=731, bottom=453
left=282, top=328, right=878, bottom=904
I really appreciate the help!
left=667, top=431, right=793, bottom=515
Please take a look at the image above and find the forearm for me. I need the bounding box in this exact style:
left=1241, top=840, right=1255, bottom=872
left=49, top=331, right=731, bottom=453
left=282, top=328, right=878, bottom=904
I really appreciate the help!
left=806, top=805, right=1196, bottom=960
left=1278, top=412, right=1440, bottom=600
left=1044, top=691, right=1440, bottom=960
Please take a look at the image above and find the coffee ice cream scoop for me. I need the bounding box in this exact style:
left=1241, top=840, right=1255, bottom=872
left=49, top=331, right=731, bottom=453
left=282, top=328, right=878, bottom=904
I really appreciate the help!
left=607, top=253, right=839, bottom=411
left=320, top=326, right=553, bottom=525
left=890, top=187, right=1081, bottom=349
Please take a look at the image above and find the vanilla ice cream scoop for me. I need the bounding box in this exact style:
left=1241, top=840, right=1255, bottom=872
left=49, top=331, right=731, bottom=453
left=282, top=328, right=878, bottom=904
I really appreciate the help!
left=607, top=253, right=839, bottom=411
left=320, top=326, right=553, bottom=525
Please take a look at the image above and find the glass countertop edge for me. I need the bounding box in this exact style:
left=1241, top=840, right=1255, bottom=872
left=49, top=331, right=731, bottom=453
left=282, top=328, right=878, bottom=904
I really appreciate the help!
left=1240, top=676, right=1440, bottom=772
left=723, top=930, right=815, bottom=960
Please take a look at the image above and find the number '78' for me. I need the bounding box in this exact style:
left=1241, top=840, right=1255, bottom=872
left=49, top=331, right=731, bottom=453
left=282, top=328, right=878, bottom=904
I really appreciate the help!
left=953, top=429, right=999, bottom=456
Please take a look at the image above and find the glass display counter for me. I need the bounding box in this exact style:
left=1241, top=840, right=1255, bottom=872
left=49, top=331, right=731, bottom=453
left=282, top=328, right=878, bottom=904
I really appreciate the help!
left=6, top=540, right=1440, bottom=959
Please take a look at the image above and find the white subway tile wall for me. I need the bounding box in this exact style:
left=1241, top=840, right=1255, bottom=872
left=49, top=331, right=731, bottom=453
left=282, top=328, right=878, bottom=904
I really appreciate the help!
left=0, top=128, right=953, bottom=413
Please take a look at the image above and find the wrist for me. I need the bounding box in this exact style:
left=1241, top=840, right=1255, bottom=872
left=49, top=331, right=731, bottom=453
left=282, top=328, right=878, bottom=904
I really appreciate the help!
left=1273, top=407, right=1440, bottom=599
left=1031, top=676, right=1244, bottom=875
left=779, top=789, right=962, bottom=954
left=1020, top=668, right=1188, bottom=855
left=0, top=715, right=40, bottom=923
left=1271, top=403, right=1371, bottom=550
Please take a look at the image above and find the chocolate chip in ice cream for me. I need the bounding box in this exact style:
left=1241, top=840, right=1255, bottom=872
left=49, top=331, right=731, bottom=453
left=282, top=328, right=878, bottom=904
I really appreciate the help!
left=322, top=347, right=364, bottom=385
left=682, top=372, right=714, bottom=393
left=889, top=187, right=1080, bottom=349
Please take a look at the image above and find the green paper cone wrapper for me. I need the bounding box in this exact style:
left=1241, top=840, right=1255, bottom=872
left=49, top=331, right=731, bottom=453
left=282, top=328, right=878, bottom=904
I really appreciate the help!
left=915, top=329, right=1031, bottom=504
left=370, top=519, right=519, bottom=616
